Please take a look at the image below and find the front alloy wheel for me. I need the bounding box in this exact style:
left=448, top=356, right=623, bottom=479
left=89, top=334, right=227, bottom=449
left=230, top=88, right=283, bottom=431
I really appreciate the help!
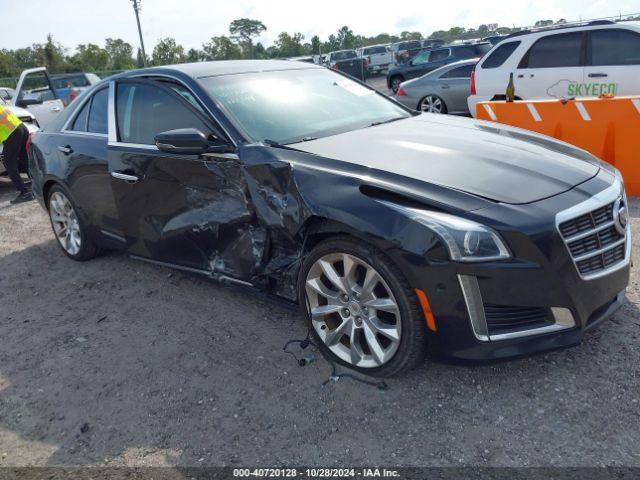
left=306, top=253, right=401, bottom=368
left=419, top=95, right=446, bottom=114
left=300, top=237, right=427, bottom=377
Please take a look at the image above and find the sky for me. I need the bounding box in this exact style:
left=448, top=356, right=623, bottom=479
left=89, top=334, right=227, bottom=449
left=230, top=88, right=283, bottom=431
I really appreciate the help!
left=1, top=0, right=637, bottom=52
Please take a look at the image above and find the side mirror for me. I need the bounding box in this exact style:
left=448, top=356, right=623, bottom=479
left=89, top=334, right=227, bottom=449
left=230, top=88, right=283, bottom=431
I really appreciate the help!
left=17, top=93, right=44, bottom=107
left=155, top=128, right=210, bottom=154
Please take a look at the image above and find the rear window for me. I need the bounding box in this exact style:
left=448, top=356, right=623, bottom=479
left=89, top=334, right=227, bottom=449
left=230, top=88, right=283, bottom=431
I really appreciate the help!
left=519, top=32, right=583, bottom=68
left=590, top=29, right=640, bottom=66
left=363, top=46, right=387, bottom=55
left=481, top=41, right=521, bottom=68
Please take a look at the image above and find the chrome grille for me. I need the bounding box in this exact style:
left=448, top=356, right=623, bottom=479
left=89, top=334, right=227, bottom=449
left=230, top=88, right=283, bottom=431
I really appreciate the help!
left=558, top=196, right=628, bottom=278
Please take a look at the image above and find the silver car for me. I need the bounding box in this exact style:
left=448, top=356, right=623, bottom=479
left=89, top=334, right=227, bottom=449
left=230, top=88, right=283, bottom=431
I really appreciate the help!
left=394, top=59, right=477, bottom=115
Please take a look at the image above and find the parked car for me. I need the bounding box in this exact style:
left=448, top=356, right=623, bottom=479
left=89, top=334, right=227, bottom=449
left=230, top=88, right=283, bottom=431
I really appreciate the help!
left=10, top=67, right=65, bottom=128
left=389, top=40, right=423, bottom=66
left=482, top=35, right=507, bottom=46
left=326, top=50, right=367, bottom=81
left=29, top=60, right=630, bottom=377
left=387, top=42, right=491, bottom=92
left=357, top=44, right=393, bottom=74
left=51, top=72, right=101, bottom=105
left=0, top=96, right=39, bottom=176
left=422, top=39, right=445, bottom=49
left=395, top=59, right=477, bottom=114
left=0, top=87, right=15, bottom=101
left=468, top=20, right=640, bottom=116
left=287, top=56, right=315, bottom=63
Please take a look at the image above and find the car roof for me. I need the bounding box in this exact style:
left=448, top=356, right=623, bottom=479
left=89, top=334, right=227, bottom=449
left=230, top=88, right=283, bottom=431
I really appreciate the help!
left=503, top=19, right=639, bottom=40
left=120, top=60, right=322, bottom=80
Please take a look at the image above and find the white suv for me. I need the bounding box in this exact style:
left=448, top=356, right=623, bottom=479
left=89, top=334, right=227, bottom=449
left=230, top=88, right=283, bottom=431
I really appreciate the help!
left=468, top=21, right=640, bottom=116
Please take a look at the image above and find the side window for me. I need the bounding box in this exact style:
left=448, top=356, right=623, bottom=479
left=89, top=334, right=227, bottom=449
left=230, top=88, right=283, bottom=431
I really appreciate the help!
left=412, top=51, right=430, bottom=65
left=519, top=32, right=583, bottom=68
left=441, top=64, right=474, bottom=78
left=430, top=49, right=451, bottom=62
left=481, top=41, right=521, bottom=69
left=87, top=88, right=108, bottom=134
left=455, top=47, right=475, bottom=59
left=70, top=100, right=90, bottom=131
left=591, top=29, right=640, bottom=66
left=116, top=82, right=210, bottom=145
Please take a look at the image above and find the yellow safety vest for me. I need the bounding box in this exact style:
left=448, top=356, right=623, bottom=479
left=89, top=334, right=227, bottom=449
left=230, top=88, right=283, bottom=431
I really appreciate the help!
left=0, top=105, right=22, bottom=143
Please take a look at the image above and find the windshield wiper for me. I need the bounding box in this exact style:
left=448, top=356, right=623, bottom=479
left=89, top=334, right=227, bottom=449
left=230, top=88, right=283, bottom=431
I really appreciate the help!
left=368, top=116, right=408, bottom=127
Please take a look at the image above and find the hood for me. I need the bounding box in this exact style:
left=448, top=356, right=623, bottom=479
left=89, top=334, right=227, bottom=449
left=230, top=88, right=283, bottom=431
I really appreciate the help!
left=292, top=114, right=600, bottom=204
left=4, top=103, right=35, bottom=120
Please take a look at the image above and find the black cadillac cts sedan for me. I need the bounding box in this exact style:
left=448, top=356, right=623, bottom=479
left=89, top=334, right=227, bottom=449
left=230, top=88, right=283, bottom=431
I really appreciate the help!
left=29, top=60, right=631, bottom=377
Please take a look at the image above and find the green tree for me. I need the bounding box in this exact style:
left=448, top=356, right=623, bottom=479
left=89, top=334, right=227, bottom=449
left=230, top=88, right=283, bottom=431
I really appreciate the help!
left=151, top=37, right=185, bottom=66
left=229, top=18, right=266, bottom=58
left=202, top=36, right=242, bottom=60
left=274, top=32, right=305, bottom=57
left=105, top=38, right=134, bottom=70
left=70, top=43, right=109, bottom=72
left=336, top=26, right=356, bottom=49
left=41, top=34, right=67, bottom=72
left=310, top=35, right=321, bottom=55
left=186, top=48, right=204, bottom=62
left=399, top=31, right=423, bottom=40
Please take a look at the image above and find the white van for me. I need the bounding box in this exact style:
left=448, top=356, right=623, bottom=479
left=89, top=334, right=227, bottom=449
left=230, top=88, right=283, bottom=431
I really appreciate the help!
left=468, top=21, right=640, bottom=116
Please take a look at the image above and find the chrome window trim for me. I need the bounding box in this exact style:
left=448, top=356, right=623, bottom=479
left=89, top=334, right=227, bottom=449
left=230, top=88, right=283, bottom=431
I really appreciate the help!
left=555, top=178, right=631, bottom=280
left=59, top=130, right=107, bottom=139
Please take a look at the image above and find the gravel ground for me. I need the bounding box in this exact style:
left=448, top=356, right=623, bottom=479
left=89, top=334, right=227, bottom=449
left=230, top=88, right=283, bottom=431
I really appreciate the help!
left=0, top=177, right=639, bottom=468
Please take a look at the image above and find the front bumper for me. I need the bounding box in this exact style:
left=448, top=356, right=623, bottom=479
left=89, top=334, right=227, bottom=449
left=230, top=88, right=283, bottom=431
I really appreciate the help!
left=386, top=169, right=632, bottom=361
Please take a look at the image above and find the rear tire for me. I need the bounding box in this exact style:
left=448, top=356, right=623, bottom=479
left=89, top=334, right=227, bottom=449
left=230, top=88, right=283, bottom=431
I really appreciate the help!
left=298, top=236, right=427, bottom=377
left=47, top=185, right=99, bottom=261
left=418, top=95, right=447, bottom=114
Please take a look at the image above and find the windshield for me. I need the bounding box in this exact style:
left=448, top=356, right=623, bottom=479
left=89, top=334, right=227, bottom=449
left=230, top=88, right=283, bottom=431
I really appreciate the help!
left=332, top=51, right=357, bottom=61
left=200, top=68, right=410, bottom=144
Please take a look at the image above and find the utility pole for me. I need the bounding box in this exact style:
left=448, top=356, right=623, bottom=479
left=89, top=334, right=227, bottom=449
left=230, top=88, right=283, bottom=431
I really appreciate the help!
left=131, top=0, right=147, bottom=67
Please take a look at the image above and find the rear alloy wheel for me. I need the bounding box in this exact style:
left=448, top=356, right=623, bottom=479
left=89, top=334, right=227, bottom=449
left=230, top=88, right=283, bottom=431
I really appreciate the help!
left=300, top=237, right=427, bottom=377
left=419, top=95, right=447, bottom=114
left=48, top=186, right=98, bottom=261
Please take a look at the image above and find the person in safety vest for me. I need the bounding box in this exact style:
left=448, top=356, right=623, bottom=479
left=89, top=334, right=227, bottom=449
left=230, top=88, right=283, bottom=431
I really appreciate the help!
left=0, top=104, right=33, bottom=204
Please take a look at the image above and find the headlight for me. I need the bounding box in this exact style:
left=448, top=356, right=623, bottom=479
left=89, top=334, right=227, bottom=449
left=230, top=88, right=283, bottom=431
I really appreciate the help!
left=381, top=201, right=511, bottom=262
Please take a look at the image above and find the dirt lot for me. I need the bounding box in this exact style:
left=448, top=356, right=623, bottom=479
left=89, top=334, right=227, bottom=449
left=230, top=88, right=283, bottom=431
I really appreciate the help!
left=0, top=179, right=639, bottom=468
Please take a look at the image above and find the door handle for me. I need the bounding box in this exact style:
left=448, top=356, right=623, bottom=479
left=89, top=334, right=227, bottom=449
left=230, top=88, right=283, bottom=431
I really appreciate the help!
left=57, top=145, right=73, bottom=155
left=441, top=84, right=450, bottom=89
left=517, top=74, right=524, bottom=78
left=51, top=106, right=62, bottom=112
left=588, top=72, right=608, bottom=78
left=111, top=171, right=141, bottom=183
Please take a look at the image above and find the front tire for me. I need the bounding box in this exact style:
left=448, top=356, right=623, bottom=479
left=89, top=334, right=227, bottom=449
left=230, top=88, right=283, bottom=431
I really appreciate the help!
left=390, top=76, right=403, bottom=93
left=299, top=236, right=427, bottom=377
left=48, top=185, right=99, bottom=261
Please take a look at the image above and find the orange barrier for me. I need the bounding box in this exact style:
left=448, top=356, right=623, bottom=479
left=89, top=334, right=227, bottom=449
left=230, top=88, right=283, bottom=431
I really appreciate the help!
left=477, top=96, right=640, bottom=196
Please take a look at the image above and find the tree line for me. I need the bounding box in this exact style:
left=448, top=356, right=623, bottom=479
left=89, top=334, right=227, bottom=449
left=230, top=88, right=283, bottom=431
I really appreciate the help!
left=2, top=15, right=638, bottom=79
